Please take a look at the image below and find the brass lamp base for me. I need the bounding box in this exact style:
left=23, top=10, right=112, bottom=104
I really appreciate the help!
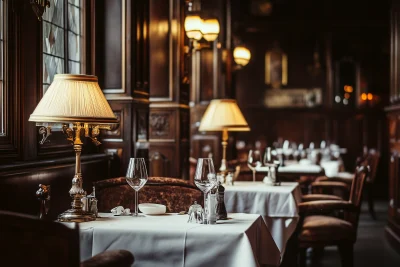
left=57, top=209, right=96, bottom=223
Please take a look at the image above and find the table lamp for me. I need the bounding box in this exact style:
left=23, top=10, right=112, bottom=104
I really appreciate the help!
left=199, top=99, right=250, bottom=172
left=29, top=74, right=118, bottom=222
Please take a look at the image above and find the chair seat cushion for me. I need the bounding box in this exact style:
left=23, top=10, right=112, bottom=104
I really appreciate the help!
left=299, top=215, right=355, bottom=243
left=302, top=194, right=343, bottom=202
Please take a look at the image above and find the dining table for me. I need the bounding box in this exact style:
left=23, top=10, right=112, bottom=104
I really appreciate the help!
left=79, top=212, right=281, bottom=267
left=255, top=163, right=325, bottom=179
left=224, top=181, right=302, bottom=258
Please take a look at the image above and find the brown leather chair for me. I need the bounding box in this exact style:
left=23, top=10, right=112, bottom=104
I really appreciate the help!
left=0, top=210, right=134, bottom=267
left=95, top=177, right=203, bottom=213
left=306, top=149, right=380, bottom=219
left=297, top=165, right=370, bottom=267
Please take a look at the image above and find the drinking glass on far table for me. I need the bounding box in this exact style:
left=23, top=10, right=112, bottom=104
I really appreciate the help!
left=125, top=158, right=148, bottom=217
left=194, top=158, right=217, bottom=223
left=248, top=150, right=262, bottom=182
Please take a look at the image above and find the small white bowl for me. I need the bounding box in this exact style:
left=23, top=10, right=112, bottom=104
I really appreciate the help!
left=138, top=203, right=166, bottom=215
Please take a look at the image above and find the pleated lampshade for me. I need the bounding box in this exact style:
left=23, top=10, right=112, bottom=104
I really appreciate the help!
left=29, top=74, right=118, bottom=124
left=199, top=99, right=250, bottom=132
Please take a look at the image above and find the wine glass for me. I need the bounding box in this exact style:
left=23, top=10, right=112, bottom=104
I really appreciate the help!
left=248, top=150, right=262, bottom=182
left=194, top=158, right=217, bottom=223
left=263, top=147, right=274, bottom=181
left=125, top=158, right=148, bottom=217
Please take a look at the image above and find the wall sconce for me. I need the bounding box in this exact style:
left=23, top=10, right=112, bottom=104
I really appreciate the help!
left=233, top=46, right=251, bottom=67
left=184, top=15, right=203, bottom=40
left=184, top=15, right=220, bottom=49
left=201, top=19, right=220, bottom=42
left=30, top=0, right=50, bottom=21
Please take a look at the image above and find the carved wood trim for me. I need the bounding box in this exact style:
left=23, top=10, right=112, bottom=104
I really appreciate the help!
left=149, top=112, right=172, bottom=138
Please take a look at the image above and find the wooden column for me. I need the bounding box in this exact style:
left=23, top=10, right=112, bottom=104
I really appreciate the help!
left=386, top=0, right=400, bottom=254
left=93, top=0, right=150, bottom=177
left=148, top=0, right=190, bottom=179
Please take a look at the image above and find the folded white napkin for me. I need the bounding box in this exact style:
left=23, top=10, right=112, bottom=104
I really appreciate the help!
left=111, top=206, right=131, bottom=216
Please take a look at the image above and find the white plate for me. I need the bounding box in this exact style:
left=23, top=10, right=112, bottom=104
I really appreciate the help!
left=138, top=203, right=166, bottom=215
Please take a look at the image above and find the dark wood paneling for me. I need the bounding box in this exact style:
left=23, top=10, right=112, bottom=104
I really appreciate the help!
left=148, top=0, right=189, bottom=179
left=96, top=0, right=150, bottom=177
left=200, top=49, right=215, bottom=101
left=0, top=154, right=110, bottom=220
left=0, top=0, right=20, bottom=161
left=386, top=0, right=400, bottom=252
left=102, top=102, right=132, bottom=177
left=149, top=107, right=189, bottom=179
left=386, top=105, right=400, bottom=254
left=96, top=0, right=123, bottom=90
left=149, top=0, right=170, bottom=98
left=149, top=110, right=176, bottom=140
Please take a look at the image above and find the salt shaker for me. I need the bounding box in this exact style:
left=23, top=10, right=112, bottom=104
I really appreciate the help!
left=225, top=172, right=233, bottom=186
left=81, top=191, right=89, bottom=212
left=216, top=182, right=227, bottom=220
left=89, top=198, right=98, bottom=217
left=87, top=186, right=99, bottom=217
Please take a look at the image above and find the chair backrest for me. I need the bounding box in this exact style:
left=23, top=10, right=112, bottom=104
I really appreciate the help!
left=95, top=177, right=203, bottom=213
left=365, top=149, right=380, bottom=183
left=0, top=210, right=80, bottom=267
left=346, top=165, right=370, bottom=228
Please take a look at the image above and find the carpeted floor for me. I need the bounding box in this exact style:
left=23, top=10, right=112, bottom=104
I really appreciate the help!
left=305, top=200, right=400, bottom=267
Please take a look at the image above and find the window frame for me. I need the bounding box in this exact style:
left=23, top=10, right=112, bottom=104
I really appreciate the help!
left=42, top=0, right=86, bottom=93
left=0, top=0, right=7, bottom=138
left=37, top=0, right=92, bottom=158
left=0, top=0, right=18, bottom=158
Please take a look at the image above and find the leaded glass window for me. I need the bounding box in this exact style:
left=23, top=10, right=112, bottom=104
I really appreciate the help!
left=0, top=0, right=6, bottom=136
left=43, top=0, right=83, bottom=93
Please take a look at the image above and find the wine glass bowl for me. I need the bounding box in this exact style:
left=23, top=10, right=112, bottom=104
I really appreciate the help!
left=194, top=159, right=217, bottom=194
left=194, top=158, right=217, bottom=223
left=248, top=150, right=262, bottom=182
left=125, top=158, right=148, bottom=217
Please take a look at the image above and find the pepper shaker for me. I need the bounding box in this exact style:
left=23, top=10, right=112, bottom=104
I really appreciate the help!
left=216, top=182, right=227, bottom=220
left=87, top=186, right=99, bottom=217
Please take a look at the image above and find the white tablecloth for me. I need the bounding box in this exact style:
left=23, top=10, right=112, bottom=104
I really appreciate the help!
left=79, top=213, right=281, bottom=267
left=256, top=164, right=323, bottom=174
left=224, top=182, right=302, bottom=256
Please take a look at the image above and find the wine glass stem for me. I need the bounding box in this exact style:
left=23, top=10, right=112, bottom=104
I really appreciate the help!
left=204, top=193, right=208, bottom=220
left=135, top=190, right=139, bottom=216
left=252, top=170, right=256, bottom=182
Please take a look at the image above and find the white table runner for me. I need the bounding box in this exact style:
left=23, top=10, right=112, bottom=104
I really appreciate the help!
left=79, top=213, right=281, bottom=267
left=224, top=182, right=302, bottom=256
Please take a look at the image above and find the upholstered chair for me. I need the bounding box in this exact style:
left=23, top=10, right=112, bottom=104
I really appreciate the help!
left=0, top=210, right=134, bottom=267
left=297, top=165, right=370, bottom=267
left=95, top=177, right=203, bottom=213
left=306, top=150, right=379, bottom=219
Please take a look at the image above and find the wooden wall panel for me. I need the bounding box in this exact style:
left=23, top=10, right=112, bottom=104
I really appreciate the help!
left=149, top=0, right=170, bottom=98
left=95, top=0, right=150, bottom=177
left=386, top=1, right=400, bottom=252
left=149, top=110, right=176, bottom=140
left=95, top=0, right=123, bottom=91
left=148, top=0, right=189, bottom=179
left=149, top=106, right=189, bottom=179
left=0, top=155, right=109, bottom=220
left=386, top=105, right=400, bottom=254
left=200, top=49, right=215, bottom=102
